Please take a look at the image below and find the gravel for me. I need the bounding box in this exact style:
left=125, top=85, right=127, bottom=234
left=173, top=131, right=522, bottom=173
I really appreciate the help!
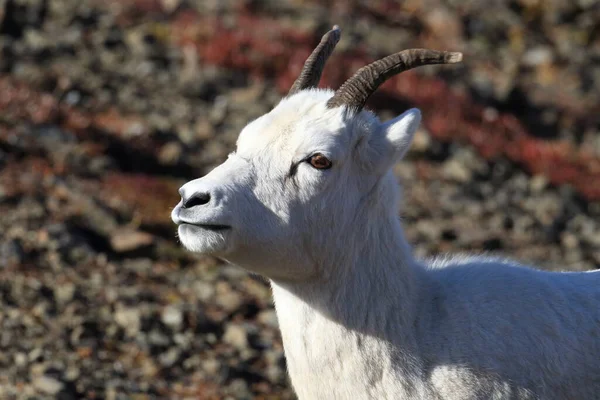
left=0, top=0, right=598, bottom=398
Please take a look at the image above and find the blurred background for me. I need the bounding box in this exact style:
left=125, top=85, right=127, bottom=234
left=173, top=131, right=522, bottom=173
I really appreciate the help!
left=0, top=0, right=599, bottom=398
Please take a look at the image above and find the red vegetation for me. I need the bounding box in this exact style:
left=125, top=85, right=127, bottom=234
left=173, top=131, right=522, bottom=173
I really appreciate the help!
left=101, top=173, right=181, bottom=227
left=384, top=72, right=600, bottom=201
left=0, top=77, right=156, bottom=155
left=0, top=77, right=179, bottom=227
left=2, top=3, right=599, bottom=201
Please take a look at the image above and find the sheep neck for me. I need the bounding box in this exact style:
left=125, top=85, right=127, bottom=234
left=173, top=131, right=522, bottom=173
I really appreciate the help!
left=270, top=215, right=429, bottom=397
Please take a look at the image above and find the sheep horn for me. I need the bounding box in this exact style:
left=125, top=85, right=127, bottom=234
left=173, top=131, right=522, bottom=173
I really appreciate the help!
left=326, top=49, right=462, bottom=112
left=288, top=25, right=342, bottom=95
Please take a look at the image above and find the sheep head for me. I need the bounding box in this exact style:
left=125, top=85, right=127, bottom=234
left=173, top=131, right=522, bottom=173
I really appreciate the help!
left=172, top=27, right=462, bottom=282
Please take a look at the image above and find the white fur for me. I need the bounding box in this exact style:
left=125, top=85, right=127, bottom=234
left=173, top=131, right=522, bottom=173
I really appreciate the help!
left=172, top=90, right=600, bottom=399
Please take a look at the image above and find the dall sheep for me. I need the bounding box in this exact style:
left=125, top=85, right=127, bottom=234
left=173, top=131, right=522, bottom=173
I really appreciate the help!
left=172, top=26, right=600, bottom=399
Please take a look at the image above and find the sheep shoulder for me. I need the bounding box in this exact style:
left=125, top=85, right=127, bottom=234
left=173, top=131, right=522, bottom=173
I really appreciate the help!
left=418, top=255, right=600, bottom=399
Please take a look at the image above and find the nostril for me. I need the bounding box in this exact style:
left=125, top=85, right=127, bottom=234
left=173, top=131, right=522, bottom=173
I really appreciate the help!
left=183, top=192, right=211, bottom=209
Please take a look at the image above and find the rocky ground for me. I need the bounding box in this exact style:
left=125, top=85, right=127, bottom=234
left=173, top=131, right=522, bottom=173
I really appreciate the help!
left=0, top=0, right=599, bottom=398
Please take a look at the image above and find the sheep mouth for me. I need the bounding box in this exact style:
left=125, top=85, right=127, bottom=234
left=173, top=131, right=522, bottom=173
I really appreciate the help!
left=185, top=223, right=231, bottom=231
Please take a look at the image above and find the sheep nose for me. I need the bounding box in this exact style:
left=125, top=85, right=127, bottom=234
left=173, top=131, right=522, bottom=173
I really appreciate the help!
left=182, top=192, right=211, bottom=209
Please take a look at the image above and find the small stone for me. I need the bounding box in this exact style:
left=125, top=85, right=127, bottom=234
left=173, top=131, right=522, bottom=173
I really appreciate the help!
left=14, top=352, right=27, bottom=367
left=161, top=305, right=184, bottom=330
left=442, top=159, right=472, bottom=183
left=106, top=387, right=117, bottom=400
left=183, top=355, right=201, bottom=370
left=64, top=367, right=80, bottom=381
left=202, top=358, right=220, bottom=375
left=192, top=119, right=215, bottom=142
left=148, top=330, right=170, bottom=346
left=423, top=8, right=462, bottom=48
left=159, top=142, right=182, bottom=165
left=33, top=376, right=63, bottom=395
left=158, top=348, right=180, bottom=367
left=110, top=229, right=154, bottom=253
left=114, top=307, right=141, bottom=337
left=209, top=95, right=228, bottom=124
left=215, top=283, right=243, bottom=313
left=24, top=29, right=47, bottom=51
left=530, top=175, right=548, bottom=193
left=257, top=309, right=279, bottom=329
left=220, top=265, right=248, bottom=280
left=522, top=46, right=554, bottom=67
left=28, top=348, right=43, bottom=362
left=416, top=220, right=441, bottom=241
left=591, top=250, right=600, bottom=266
left=0, top=239, right=24, bottom=266
left=561, top=233, right=579, bottom=249
left=223, top=324, right=248, bottom=350
left=264, top=349, right=283, bottom=366
left=160, top=0, right=181, bottom=13
left=124, top=122, right=146, bottom=137
left=229, top=81, right=264, bottom=105
left=227, top=379, right=249, bottom=397
left=193, top=281, right=215, bottom=302
left=266, top=365, right=283, bottom=383
left=141, top=357, right=159, bottom=377
left=54, top=283, right=75, bottom=305
left=411, top=128, right=432, bottom=153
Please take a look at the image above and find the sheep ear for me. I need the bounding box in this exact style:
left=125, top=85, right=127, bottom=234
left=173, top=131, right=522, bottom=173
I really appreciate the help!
left=382, top=108, right=421, bottom=161
left=359, top=108, right=421, bottom=172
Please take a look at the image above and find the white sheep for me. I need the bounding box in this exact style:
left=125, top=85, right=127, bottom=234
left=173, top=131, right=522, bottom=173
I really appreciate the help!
left=172, top=26, right=600, bottom=399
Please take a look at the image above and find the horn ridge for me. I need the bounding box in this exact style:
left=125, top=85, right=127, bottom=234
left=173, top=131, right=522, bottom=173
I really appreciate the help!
left=326, top=49, right=463, bottom=112
left=288, top=25, right=342, bottom=95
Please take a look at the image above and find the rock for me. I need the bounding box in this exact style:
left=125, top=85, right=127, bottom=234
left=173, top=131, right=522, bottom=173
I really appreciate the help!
left=202, top=358, right=220, bottom=375
left=114, top=307, right=141, bottom=337
left=442, top=159, right=472, bottom=183
left=215, top=282, right=243, bottom=313
left=423, top=7, right=463, bottom=47
left=28, top=348, right=43, bottom=362
left=209, top=95, right=228, bottom=124
left=148, top=330, right=170, bottom=347
left=158, top=348, right=180, bottom=367
left=193, top=281, right=215, bottom=302
left=161, top=305, right=184, bottom=330
left=220, top=264, right=248, bottom=280
left=160, top=0, right=181, bottom=13
left=411, top=128, right=432, bottom=153
left=522, top=46, right=554, bottom=67
left=223, top=324, right=248, bottom=350
left=159, top=142, right=182, bottom=165
left=266, top=364, right=284, bottom=383
left=33, top=376, right=64, bottom=395
left=226, top=379, right=250, bottom=398
left=110, top=229, right=154, bottom=253
left=415, top=220, right=441, bottom=241
left=257, top=309, right=279, bottom=329
left=194, top=118, right=215, bottom=141
left=530, top=175, right=548, bottom=193
left=64, top=367, right=80, bottom=381
left=0, top=239, right=23, bottom=267
left=561, top=232, right=579, bottom=249
left=229, top=81, right=265, bottom=106
left=14, top=352, right=27, bottom=367
left=54, top=283, right=75, bottom=305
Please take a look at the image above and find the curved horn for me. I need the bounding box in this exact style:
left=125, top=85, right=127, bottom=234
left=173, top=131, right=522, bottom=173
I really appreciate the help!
left=288, top=25, right=341, bottom=95
left=326, top=49, right=462, bottom=112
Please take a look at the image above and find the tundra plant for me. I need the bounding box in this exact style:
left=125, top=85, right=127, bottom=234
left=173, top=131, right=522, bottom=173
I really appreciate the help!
left=172, top=26, right=600, bottom=400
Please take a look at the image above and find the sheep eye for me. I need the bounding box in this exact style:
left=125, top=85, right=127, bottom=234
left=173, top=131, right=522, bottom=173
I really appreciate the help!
left=308, top=153, right=332, bottom=170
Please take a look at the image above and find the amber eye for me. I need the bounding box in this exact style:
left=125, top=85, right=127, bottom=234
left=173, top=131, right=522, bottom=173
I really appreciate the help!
left=308, top=153, right=332, bottom=170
